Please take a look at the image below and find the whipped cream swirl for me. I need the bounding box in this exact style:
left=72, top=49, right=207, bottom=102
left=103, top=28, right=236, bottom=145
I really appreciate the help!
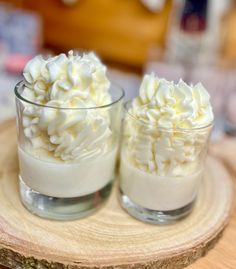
left=124, top=74, right=214, bottom=176
left=21, top=51, right=113, bottom=161
left=130, top=73, right=213, bottom=129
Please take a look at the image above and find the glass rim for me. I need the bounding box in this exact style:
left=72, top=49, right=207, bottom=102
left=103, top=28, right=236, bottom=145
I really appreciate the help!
left=124, top=100, right=214, bottom=131
left=14, top=81, right=125, bottom=110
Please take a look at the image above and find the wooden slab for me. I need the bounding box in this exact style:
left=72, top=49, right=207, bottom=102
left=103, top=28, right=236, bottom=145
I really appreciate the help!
left=0, top=121, right=234, bottom=269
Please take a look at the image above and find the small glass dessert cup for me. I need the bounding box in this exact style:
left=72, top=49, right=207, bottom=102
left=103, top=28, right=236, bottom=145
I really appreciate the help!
left=119, top=102, right=213, bottom=224
left=15, top=82, right=124, bottom=220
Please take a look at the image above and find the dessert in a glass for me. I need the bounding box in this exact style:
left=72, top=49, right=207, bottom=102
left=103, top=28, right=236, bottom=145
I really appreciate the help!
left=15, top=51, right=124, bottom=220
left=119, top=74, right=213, bottom=224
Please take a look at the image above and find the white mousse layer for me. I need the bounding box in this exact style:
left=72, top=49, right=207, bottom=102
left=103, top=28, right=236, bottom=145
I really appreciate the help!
left=19, top=146, right=117, bottom=198
left=120, top=150, right=202, bottom=211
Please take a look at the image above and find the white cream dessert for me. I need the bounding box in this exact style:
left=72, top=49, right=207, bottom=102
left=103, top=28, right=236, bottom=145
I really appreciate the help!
left=120, top=73, right=214, bottom=211
left=19, top=51, right=118, bottom=197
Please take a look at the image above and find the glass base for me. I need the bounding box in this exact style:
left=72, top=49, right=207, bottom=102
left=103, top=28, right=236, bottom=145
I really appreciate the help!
left=19, top=177, right=112, bottom=221
left=119, top=189, right=195, bottom=225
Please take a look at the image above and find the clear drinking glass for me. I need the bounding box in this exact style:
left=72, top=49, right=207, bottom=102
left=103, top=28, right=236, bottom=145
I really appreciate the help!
left=15, top=81, right=124, bottom=220
left=119, top=102, right=213, bottom=224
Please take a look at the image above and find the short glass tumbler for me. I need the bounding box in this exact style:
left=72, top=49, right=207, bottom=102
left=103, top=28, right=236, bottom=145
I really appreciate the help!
left=119, top=102, right=213, bottom=224
left=15, top=81, right=124, bottom=220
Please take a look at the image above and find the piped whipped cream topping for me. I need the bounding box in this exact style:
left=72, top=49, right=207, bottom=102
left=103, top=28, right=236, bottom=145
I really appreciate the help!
left=124, top=74, right=214, bottom=176
left=23, top=51, right=111, bottom=107
left=21, top=51, right=113, bottom=162
left=130, top=73, right=213, bottom=129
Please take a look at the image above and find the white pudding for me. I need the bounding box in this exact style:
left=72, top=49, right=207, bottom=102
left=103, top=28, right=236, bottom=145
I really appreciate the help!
left=120, top=150, right=202, bottom=211
left=19, top=146, right=117, bottom=198
left=18, top=51, right=120, bottom=200
left=120, top=74, right=213, bottom=214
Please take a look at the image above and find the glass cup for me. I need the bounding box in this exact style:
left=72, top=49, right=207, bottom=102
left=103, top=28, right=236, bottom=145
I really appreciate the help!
left=15, top=81, right=124, bottom=220
left=119, top=102, right=213, bottom=224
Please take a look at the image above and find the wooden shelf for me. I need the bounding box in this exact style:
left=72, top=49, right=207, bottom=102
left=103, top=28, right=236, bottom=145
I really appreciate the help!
left=0, top=0, right=172, bottom=67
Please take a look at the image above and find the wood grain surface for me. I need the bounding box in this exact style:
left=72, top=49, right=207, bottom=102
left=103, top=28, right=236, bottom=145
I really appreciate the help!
left=0, top=120, right=235, bottom=269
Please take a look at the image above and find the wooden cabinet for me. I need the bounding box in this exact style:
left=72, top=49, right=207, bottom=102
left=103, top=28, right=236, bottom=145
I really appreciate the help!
left=8, top=0, right=172, bottom=67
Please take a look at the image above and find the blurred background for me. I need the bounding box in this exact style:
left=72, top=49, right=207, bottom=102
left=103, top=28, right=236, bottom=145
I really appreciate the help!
left=0, top=0, right=236, bottom=138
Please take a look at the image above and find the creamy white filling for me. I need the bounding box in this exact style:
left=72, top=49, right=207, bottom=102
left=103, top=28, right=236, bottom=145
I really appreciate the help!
left=21, top=51, right=113, bottom=161
left=19, top=146, right=118, bottom=197
left=120, top=150, right=202, bottom=211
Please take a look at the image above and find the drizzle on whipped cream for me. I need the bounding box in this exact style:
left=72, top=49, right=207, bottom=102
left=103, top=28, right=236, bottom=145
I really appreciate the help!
left=21, top=51, right=113, bottom=162
left=124, top=73, right=214, bottom=176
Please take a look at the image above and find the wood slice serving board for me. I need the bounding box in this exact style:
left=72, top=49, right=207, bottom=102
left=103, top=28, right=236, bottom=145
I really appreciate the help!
left=0, top=121, right=234, bottom=269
